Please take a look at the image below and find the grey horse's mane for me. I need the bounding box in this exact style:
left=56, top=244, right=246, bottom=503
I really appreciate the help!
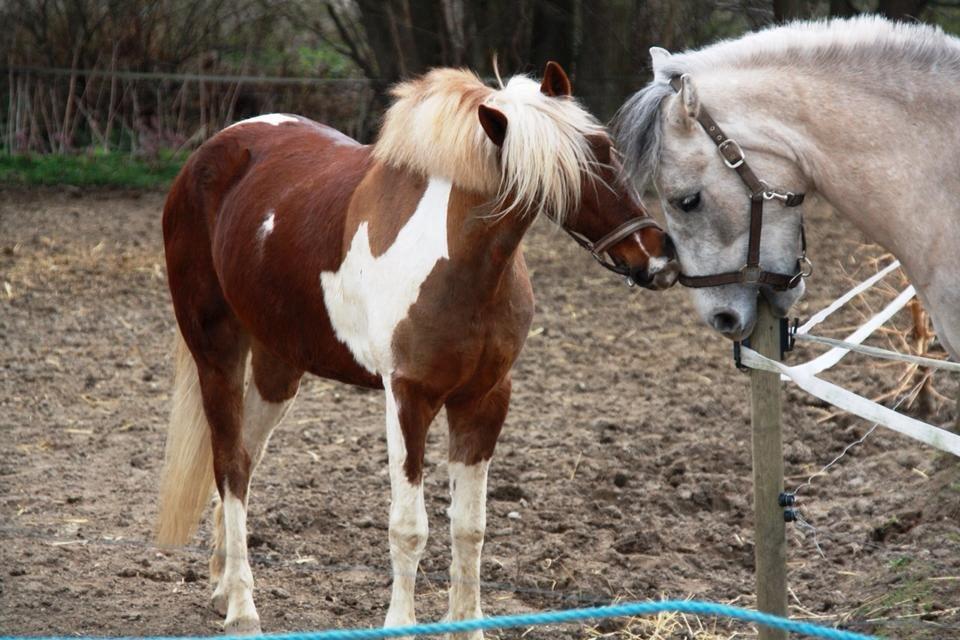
left=614, top=16, right=960, bottom=190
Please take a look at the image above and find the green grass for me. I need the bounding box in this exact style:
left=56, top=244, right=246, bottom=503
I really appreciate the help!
left=0, top=151, right=184, bottom=189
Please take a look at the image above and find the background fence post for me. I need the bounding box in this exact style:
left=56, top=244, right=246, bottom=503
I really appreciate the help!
left=750, top=298, right=788, bottom=640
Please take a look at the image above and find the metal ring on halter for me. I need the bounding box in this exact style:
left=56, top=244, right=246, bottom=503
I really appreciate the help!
left=788, top=255, right=814, bottom=287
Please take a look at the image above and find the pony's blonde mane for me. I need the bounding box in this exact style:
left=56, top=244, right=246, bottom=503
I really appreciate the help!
left=373, top=68, right=605, bottom=221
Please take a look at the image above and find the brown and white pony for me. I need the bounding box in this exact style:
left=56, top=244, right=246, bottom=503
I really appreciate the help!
left=156, top=62, right=677, bottom=636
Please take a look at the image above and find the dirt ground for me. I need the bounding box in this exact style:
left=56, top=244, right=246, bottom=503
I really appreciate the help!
left=1, top=187, right=959, bottom=639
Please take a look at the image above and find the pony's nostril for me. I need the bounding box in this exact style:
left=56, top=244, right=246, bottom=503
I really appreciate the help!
left=662, top=258, right=680, bottom=276
left=664, top=235, right=678, bottom=261
left=710, top=309, right=742, bottom=335
left=630, top=267, right=654, bottom=287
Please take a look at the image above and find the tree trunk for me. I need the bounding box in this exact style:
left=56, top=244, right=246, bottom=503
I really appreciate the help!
left=355, top=0, right=419, bottom=79
left=574, top=0, right=640, bottom=121
left=773, top=0, right=801, bottom=22
left=829, top=0, right=858, bottom=17
left=440, top=0, right=467, bottom=65
left=528, top=0, right=576, bottom=74
left=878, top=0, right=928, bottom=19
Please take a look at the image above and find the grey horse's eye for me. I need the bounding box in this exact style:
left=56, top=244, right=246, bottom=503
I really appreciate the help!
left=675, top=192, right=701, bottom=212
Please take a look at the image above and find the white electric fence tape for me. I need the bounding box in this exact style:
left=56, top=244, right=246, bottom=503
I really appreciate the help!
left=794, top=286, right=916, bottom=377
left=741, top=346, right=960, bottom=456
left=795, top=260, right=901, bottom=335
left=740, top=259, right=960, bottom=457
left=794, top=333, right=960, bottom=373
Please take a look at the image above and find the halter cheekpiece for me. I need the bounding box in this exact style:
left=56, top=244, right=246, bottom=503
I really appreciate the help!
left=563, top=217, right=664, bottom=285
left=668, top=75, right=811, bottom=291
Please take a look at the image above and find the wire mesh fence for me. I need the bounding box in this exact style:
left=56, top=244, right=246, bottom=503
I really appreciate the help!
left=3, top=66, right=381, bottom=156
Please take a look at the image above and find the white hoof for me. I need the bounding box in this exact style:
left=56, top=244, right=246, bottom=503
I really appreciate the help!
left=384, top=610, right=416, bottom=640
left=443, top=612, right=483, bottom=640
left=211, top=590, right=228, bottom=616
left=224, top=616, right=262, bottom=635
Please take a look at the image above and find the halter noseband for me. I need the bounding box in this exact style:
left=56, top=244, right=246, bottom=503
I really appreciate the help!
left=669, top=75, right=811, bottom=291
left=563, top=217, right=664, bottom=286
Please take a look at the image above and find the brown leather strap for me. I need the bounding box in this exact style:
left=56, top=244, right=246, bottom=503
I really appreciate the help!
left=563, top=216, right=663, bottom=277
left=590, top=217, right=662, bottom=254
left=668, top=74, right=806, bottom=292
left=669, top=76, right=766, bottom=197
left=748, top=195, right=762, bottom=267
left=678, top=266, right=797, bottom=289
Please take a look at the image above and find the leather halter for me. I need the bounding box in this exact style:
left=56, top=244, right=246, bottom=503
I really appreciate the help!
left=563, top=217, right=664, bottom=283
left=668, top=75, right=810, bottom=291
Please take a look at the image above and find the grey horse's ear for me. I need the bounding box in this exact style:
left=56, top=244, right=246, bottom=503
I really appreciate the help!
left=668, top=74, right=700, bottom=129
left=649, top=47, right=671, bottom=75
left=680, top=74, right=700, bottom=119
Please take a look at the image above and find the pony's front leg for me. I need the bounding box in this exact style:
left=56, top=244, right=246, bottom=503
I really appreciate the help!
left=443, top=377, right=511, bottom=640
left=383, top=377, right=442, bottom=635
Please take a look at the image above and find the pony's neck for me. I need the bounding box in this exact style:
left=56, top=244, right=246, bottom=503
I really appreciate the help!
left=448, top=187, right=537, bottom=293
left=697, top=67, right=960, bottom=288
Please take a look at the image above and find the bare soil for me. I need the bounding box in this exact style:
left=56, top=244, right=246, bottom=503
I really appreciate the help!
left=1, top=187, right=959, bottom=638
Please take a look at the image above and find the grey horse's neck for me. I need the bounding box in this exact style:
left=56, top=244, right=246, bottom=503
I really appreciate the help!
left=695, top=62, right=960, bottom=290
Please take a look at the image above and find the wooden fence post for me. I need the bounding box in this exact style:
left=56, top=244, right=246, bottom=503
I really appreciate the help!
left=749, top=298, right=788, bottom=640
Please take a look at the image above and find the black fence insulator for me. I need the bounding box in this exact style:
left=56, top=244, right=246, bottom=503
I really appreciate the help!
left=733, top=339, right=750, bottom=373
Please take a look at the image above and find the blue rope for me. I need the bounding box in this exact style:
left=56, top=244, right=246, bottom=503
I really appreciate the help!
left=0, top=599, right=878, bottom=640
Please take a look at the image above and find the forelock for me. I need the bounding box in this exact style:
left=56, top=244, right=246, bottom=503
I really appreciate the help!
left=613, top=79, right=676, bottom=192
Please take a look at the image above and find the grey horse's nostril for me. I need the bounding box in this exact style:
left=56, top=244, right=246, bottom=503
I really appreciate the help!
left=710, top=309, right=742, bottom=335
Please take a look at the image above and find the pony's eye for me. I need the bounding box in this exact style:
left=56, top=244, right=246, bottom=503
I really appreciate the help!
left=676, top=192, right=701, bottom=212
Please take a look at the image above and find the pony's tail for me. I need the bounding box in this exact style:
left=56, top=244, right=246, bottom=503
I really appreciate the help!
left=156, top=331, right=215, bottom=546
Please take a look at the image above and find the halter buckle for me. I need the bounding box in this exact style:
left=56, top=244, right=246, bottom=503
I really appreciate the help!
left=740, top=264, right=762, bottom=285
left=718, top=139, right=745, bottom=169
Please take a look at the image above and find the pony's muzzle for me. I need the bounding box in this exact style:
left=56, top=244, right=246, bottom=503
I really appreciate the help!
left=630, top=256, right=680, bottom=290
left=632, top=233, right=679, bottom=290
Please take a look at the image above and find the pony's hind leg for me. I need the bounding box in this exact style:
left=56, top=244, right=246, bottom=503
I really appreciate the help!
left=184, top=325, right=264, bottom=635
left=383, top=377, right=443, bottom=634
left=443, top=377, right=511, bottom=639
left=210, top=342, right=302, bottom=597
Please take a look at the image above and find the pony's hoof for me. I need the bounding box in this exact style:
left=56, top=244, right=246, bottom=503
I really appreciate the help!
left=224, top=617, right=262, bottom=636
left=211, top=591, right=228, bottom=616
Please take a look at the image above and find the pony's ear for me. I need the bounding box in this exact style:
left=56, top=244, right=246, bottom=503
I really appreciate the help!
left=478, top=104, right=508, bottom=147
left=668, top=73, right=700, bottom=129
left=649, top=47, right=671, bottom=76
left=540, top=61, right=572, bottom=97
